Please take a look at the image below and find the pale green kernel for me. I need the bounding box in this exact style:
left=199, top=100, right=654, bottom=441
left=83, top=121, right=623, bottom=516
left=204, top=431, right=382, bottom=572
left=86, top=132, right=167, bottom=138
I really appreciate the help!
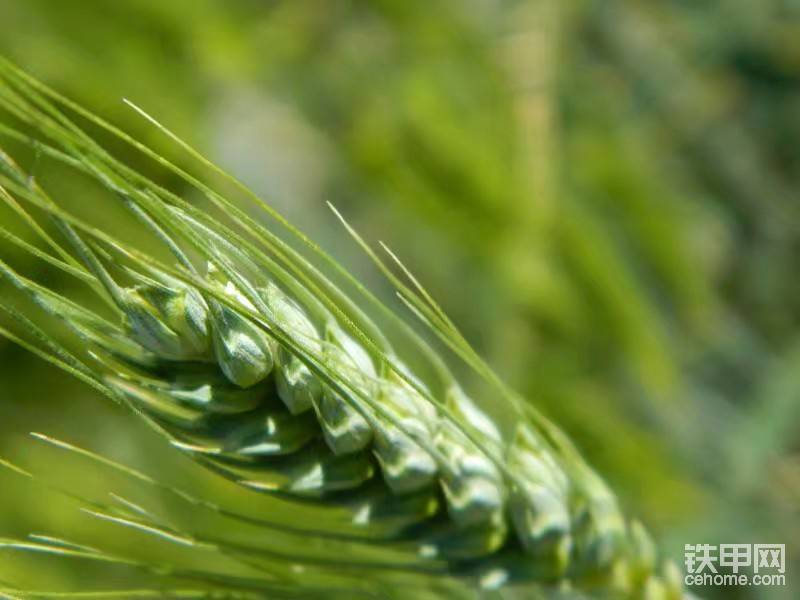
left=507, top=425, right=573, bottom=574
left=316, top=389, right=373, bottom=455
left=120, top=282, right=210, bottom=361
left=261, top=282, right=322, bottom=414
left=314, top=322, right=375, bottom=455
left=373, top=425, right=437, bottom=494
left=435, top=421, right=504, bottom=526
left=206, top=269, right=275, bottom=388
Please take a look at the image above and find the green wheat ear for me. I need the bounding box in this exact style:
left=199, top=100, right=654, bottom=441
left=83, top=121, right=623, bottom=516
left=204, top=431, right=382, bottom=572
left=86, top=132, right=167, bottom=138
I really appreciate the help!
left=0, top=58, right=690, bottom=600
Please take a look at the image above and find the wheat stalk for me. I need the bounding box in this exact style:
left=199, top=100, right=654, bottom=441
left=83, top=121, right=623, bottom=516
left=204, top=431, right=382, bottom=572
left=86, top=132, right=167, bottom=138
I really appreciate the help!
left=0, top=59, right=687, bottom=600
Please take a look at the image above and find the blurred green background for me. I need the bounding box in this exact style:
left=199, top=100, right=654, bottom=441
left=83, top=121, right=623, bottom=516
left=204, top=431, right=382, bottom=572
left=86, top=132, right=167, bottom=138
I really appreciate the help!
left=0, top=1, right=798, bottom=598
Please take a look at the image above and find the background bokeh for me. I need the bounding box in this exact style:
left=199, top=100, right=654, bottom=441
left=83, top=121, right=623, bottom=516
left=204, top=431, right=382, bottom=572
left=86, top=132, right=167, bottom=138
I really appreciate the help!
left=0, top=1, right=799, bottom=598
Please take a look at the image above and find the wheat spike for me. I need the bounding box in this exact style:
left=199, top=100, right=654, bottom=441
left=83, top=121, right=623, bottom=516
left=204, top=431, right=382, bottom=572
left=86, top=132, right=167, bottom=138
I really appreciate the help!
left=0, top=59, right=688, bottom=599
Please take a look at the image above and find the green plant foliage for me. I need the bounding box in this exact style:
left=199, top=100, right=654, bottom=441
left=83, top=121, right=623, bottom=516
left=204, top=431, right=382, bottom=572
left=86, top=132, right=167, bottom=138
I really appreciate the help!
left=0, top=1, right=798, bottom=599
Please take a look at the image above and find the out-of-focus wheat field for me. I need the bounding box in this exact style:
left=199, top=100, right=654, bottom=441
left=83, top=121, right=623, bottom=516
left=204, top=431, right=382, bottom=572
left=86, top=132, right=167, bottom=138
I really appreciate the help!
left=0, top=2, right=798, bottom=598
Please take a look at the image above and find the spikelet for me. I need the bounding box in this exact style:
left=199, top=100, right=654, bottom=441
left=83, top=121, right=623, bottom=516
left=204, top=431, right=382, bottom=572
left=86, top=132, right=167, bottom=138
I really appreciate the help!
left=207, top=262, right=275, bottom=388
left=373, top=370, right=438, bottom=494
left=315, top=322, right=374, bottom=455
left=436, top=385, right=505, bottom=526
left=262, top=281, right=322, bottom=415
left=507, top=424, right=573, bottom=576
left=118, top=276, right=210, bottom=361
